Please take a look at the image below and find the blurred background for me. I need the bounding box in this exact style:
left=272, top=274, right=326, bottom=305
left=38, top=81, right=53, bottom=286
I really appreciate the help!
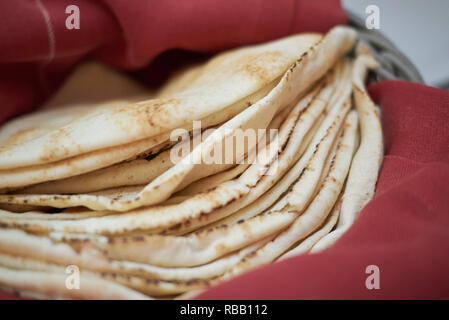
left=344, top=0, right=449, bottom=89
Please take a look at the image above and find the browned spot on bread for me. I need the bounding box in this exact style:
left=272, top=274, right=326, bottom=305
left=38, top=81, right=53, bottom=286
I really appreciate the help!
left=1, top=128, right=39, bottom=148
left=236, top=51, right=285, bottom=84
left=40, top=128, right=74, bottom=163
left=215, top=243, right=228, bottom=256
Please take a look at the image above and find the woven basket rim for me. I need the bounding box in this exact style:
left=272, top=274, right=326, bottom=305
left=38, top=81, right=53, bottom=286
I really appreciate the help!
left=346, top=9, right=424, bottom=84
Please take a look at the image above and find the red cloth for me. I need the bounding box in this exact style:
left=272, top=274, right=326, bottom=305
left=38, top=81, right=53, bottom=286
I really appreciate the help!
left=1, top=1, right=448, bottom=300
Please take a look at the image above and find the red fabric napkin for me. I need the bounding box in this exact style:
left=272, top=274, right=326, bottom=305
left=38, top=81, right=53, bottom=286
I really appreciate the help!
left=1, top=0, right=448, bottom=300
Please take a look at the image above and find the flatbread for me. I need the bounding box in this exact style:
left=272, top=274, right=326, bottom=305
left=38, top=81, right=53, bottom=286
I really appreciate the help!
left=0, top=80, right=276, bottom=191
left=310, top=44, right=383, bottom=252
left=0, top=266, right=149, bottom=300
left=224, top=110, right=358, bottom=277
left=0, top=27, right=355, bottom=213
left=0, top=228, right=272, bottom=282
left=0, top=62, right=151, bottom=148
left=0, top=34, right=322, bottom=170
left=278, top=196, right=341, bottom=260
left=0, top=84, right=320, bottom=234
left=0, top=27, right=382, bottom=300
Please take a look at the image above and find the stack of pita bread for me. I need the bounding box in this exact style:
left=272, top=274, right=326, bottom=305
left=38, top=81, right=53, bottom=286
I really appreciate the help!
left=0, top=26, right=383, bottom=299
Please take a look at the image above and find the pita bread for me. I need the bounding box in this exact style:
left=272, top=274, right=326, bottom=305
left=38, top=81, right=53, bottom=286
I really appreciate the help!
left=169, top=99, right=293, bottom=199
left=0, top=75, right=329, bottom=235
left=174, top=163, right=250, bottom=197
left=193, top=72, right=339, bottom=230
left=278, top=196, right=341, bottom=260
left=0, top=83, right=319, bottom=234
left=0, top=27, right=385, bottom=300
left=0, top=266, right=149, bottom=300
left=57, top=210, right=296, bottom=267
left=0, top=80, right=276, bottom=191
left=18, top=123, right=227, bottom=195
left=0, top=78, right=300, bottom=208
left=0, top=226, right=276, bottom=295
left=0, top=255, right=207, bottom=297
left=206, top=60, right=353, bottom=229
left=0, top=62, right=151, bottom=148
left=0, top=208, right=113, bottom=221
left=310, top=44, right=383, bottom=252
left=0, top=34, right=322, bottom=170
left=0, top=27, right=355, bottom=214
left=223, top=110, right=358, bottom=277
left=19, top=149, right=176, bottom=195
left=0, top=228, right=272, bottom=282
